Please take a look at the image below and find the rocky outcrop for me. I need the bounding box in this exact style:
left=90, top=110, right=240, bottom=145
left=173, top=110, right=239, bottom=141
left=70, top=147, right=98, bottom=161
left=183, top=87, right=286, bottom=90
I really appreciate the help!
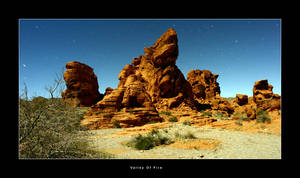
left=186, top=69, right=234, bottom=115
left=82, top=28, right=201, bottom=129
left=229, top=80, right=280, bottom=120
left=210, top=95, right=234, bottom=115
left=235, top=94, right=248, bottom=106
left=187, top=69, right=220, bottom=100
left=61, top=61, right=102, bottom=107
left=253, top=79, right=281, bottom=111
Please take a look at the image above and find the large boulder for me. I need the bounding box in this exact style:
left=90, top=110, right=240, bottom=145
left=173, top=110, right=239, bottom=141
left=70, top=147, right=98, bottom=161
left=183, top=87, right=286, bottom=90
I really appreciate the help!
left=235, top=94, right=248, bottom=106
left=187, top=69, right=220, bottom=100
left=253, top=79, right=281, bottom=111
left=61, top=61, right=102, bottom=107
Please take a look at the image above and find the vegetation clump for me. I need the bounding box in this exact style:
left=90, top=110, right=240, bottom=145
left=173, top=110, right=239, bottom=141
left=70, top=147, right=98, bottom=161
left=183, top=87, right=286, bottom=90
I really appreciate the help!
left=126, top=129, right=173, bottom=150
left=19, top=96, right=112, bottom=158
left=182, top=120, right=191, bottom=126
left=159, top=111, right=172, bottom=116
left=112, top=120, right=121, bottom=128
left=168, top=116, right=178, bottom=122
left=19, top=74, right=113, bottom=159
left=201, top=111, right=212, bottom=117
left=213, top=112, right=228, bottom=120
left=256, top=110, right=271, bottom=123
left=175, top=131, right=197, bottom=140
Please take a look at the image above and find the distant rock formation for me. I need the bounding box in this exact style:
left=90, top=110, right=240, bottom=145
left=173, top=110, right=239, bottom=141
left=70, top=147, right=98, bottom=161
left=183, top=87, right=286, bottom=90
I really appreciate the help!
left=61, top=61, right=102, bottom=107
left=82, top=28, right=211, bottom=129
left=187, top=69, right=220, bottom=100
left=235, top=94, right=248, bottom=106
left=230, top=80, right=281, bottom=120
left=253, top=79, right=281, bottom=111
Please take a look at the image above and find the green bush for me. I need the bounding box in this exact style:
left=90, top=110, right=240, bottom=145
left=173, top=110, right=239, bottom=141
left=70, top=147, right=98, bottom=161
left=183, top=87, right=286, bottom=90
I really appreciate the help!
left=256, top=110, right=271, bottom=123
left=182, top=120, right=191, bottom=126
left=159, top=111, right=172, bottom=116
left=175, top=131, right=197, bottom=139
left=127, top=129, right=173, bottom=150
left=134, top=134, right=156, bottom=150
left=19, top=96, right=105, bottom=158
left=231, top=112, right=250, bottom=122
left=201, top=111, right=212, bottom=117
left=168, top=116, right=178, bottom=122
left=213, top=112, right=228, bottom=120
left=112, top=120, right=121, bottom=128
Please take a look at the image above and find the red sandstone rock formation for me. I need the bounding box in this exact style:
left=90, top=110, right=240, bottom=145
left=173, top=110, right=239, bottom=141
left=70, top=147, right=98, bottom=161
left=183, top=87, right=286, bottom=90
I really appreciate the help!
left=230, top=80, right=281, bottom=120
left=61, top=61, right=101, bottom=107
left=235, top=94, right=248, bottom=106
left=187, top=69, right=220, bottom=100
left=253, top=79, right=281, bottom=111
left=82, top=28, right=211, bottom=129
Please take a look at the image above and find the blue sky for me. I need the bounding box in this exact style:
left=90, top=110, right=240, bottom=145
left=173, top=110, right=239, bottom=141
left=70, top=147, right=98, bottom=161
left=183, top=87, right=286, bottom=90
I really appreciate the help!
left=19, top=19, right=281, bottom=98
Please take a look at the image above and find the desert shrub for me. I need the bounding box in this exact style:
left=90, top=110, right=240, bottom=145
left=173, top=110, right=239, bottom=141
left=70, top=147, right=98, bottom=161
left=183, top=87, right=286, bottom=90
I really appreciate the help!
left=168, top=116, right=178, bottom=122
left=19, top=78, right=108, bottom=158
left=239, top=115, right=251, bottom=122
left=133, top=134, right=156, bottom=150
left=127, top=129, right=173, bottom=150
left=235, top=120, right=243, bottom=126
left=201, top=111, right=212, bottom=117
left=231, top=112, right=250, bottom=122
left=112, top=120, right=121, bottom=128
left=159, top=111, right=172, bottom=116
left=18, top=96, right=103, bottom=158
left=182, top=131, right=197, bottom=139
left=213, top=112, right=228, bottom=120
left=150, top=129, right=159, bottom=135
left=256, top=110, right=271, bottom=123
left=182, top=120, right=191, bottom=126
left=175, top=131, right=197, bottom=140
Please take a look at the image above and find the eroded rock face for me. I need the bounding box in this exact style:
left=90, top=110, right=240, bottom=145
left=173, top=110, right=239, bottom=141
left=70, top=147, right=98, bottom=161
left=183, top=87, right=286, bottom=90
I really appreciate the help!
left=82, top=28, right=204, bottom=129
left=210, top=95, right=234, bottom=115
left=187, top=69, right=220, bottom=100
left=253, top=79, right=281, bottom=111
left=235, top=94, right=248, bottom=106
left=61, top=61, right=101, bottom=107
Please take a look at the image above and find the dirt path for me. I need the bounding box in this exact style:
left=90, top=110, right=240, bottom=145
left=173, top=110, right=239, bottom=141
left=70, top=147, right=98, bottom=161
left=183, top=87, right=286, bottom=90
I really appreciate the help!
left=78, top=123, right=281, bottom=159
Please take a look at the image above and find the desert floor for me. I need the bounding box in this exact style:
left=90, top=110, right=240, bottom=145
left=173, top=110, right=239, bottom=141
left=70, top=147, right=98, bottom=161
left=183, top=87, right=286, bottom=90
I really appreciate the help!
left=76, top=113, right=281, bottom=159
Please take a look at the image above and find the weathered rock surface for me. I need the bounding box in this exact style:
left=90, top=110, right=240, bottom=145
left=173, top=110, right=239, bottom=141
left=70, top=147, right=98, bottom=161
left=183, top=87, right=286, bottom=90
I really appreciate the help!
left=186, top=69, right=235, bottom=115
left=235, top=94, right=248, bottom=106
left=210, top=95, right=234, bottom=115
left=187, top=69, right=220, bottom=100
left=61, top=61, right=102, bottom=107
left=253, top=79, right=281, bottom=111
left=229, top=80, right=281, bottom=120
left=82, top=28, right=202, bottom=129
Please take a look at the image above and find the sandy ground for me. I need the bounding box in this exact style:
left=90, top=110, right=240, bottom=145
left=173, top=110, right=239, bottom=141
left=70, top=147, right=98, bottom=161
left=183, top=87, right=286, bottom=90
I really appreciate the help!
left=77, top=112, right=281, bottom=159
